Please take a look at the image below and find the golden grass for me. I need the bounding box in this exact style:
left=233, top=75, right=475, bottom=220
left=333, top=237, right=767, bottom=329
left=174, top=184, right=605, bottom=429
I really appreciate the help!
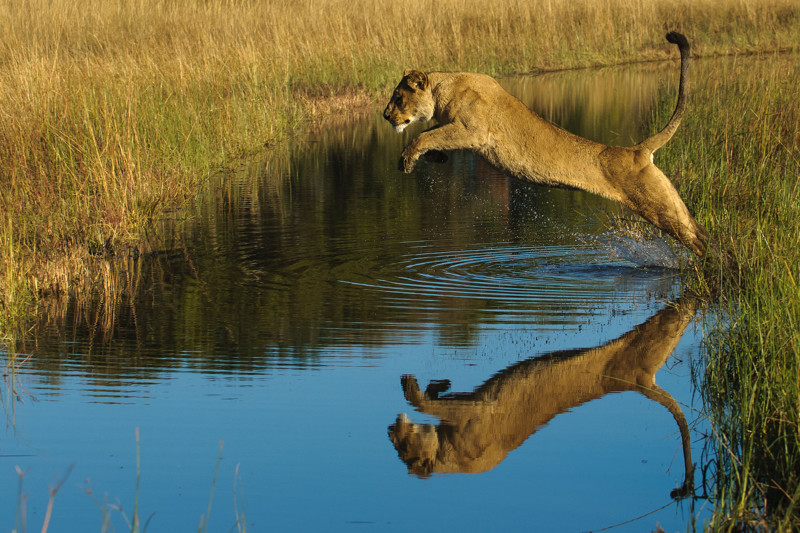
left=656, top=54, right=800, bottom=529
left=1, top=0, right=799, bottom=334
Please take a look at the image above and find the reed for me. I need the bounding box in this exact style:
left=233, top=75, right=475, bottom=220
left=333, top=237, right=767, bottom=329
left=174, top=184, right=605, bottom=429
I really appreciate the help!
left=653, top=54, right=800, bottom=529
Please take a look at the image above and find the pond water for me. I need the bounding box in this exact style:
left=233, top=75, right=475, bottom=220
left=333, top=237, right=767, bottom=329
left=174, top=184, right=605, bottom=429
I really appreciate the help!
left=2, top=62, right=718, bottom=531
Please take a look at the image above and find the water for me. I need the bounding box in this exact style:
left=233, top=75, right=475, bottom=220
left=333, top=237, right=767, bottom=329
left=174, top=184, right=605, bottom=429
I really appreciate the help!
left=2, top=62, right=714, bottom=531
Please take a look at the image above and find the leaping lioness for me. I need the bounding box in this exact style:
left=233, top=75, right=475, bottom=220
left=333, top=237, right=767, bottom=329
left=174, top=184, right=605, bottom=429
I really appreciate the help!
left=383, top=32, right=708, bottom=257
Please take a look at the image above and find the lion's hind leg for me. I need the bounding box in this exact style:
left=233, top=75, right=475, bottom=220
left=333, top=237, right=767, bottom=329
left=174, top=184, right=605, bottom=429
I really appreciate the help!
left=624, top=165, right=709, bottom=257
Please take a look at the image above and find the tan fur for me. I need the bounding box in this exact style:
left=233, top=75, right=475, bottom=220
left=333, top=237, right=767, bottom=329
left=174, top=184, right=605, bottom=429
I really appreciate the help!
left=383, top=32, right=708, bottom=256
left=388, top=299, right=697, bottom=497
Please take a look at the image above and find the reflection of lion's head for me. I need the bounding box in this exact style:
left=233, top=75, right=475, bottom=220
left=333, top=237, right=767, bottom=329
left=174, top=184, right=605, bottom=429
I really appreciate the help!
left=387, top=376, right=508, bottom=476
left=387, top=414, right=440, bottom=477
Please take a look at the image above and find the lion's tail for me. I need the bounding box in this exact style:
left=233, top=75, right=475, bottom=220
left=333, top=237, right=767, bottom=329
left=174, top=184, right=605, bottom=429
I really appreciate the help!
left=636, top=32, right=690, bottom=154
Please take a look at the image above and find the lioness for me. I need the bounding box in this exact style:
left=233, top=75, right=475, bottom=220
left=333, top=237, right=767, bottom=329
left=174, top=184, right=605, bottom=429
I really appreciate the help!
left=388, top=299, right=697, bottom=498
left=383, top=32, right=708, bottom=257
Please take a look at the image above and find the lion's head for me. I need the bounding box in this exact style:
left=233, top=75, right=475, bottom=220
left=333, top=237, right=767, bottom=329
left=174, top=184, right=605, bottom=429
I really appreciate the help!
left=387, top=413, right=440, bottom=477
left=382, top=70, right=435, bottom=133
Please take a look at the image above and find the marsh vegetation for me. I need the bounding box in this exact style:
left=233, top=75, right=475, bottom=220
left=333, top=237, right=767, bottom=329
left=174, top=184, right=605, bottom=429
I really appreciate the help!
left=2, top=0, right=798, bottom=330
left=1, top=0, right=799, bottom=529
left=658, top=55, right=800, bottom=530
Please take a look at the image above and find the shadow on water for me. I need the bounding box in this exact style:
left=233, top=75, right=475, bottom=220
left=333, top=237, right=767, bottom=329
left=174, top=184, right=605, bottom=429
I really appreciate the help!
left=0, top=59, right=746, bottom=531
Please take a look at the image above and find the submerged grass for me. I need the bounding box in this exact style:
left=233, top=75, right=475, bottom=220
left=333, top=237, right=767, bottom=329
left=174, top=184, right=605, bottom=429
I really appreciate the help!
left=1, top=0, right=799, bottom=529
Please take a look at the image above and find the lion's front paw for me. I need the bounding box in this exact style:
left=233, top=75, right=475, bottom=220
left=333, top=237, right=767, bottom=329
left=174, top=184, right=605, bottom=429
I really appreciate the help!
left=401, top=374, right=424, bottom=403
left=424, top=379, right=451, bottom=399
left=398, top=148, right=419, bottom=174
left=398, top=155, right=415, bottom=174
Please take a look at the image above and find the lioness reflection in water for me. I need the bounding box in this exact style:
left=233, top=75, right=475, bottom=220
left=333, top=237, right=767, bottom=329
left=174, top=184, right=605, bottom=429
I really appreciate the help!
left=389, top=299, right=696, bottom=497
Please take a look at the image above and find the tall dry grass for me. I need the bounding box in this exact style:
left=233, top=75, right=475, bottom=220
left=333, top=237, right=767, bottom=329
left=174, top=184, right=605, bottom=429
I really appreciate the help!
left=1, top=0, right=798, bottom=338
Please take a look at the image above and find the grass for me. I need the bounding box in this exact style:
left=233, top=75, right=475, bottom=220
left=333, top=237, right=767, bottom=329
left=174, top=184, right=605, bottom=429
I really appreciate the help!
left=2, top=0, right=800, bottom=339
left=11, top=430, right=244, bottom=532
left=12, top=463, right=74, bottom=533
left=0, top=0, right=799, bottom=529
left=653, top=54, right=800, bottom=529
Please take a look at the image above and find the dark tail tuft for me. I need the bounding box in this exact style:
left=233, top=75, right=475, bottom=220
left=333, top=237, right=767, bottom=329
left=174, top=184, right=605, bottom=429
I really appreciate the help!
left=666, top=31, right=689, bottom=50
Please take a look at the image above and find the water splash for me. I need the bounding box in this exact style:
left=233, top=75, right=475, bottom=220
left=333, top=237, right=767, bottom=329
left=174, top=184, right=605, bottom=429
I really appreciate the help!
left=601, top=230, right=684, bottom=269
left=576, top=215, right=689, bottom=270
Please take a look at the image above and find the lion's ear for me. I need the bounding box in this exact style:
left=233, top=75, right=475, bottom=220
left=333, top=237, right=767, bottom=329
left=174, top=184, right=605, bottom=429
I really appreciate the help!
left=403, top=70, right=429, bottom=92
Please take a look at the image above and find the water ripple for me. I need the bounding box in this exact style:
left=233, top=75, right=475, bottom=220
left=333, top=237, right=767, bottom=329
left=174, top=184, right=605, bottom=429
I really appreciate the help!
left=343, top=242, right=678, bottom=314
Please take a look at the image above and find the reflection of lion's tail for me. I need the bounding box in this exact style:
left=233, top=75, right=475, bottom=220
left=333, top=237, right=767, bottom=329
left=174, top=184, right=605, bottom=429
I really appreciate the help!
left=636, top=31, right=690, bottom=154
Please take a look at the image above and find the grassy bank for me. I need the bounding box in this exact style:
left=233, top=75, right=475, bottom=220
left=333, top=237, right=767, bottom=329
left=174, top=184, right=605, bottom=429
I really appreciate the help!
left=2, top=0, right=800, bottom=338
left=656, top=55, right=800, bottom=529
left=1, top=0, right=799, bottom=528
